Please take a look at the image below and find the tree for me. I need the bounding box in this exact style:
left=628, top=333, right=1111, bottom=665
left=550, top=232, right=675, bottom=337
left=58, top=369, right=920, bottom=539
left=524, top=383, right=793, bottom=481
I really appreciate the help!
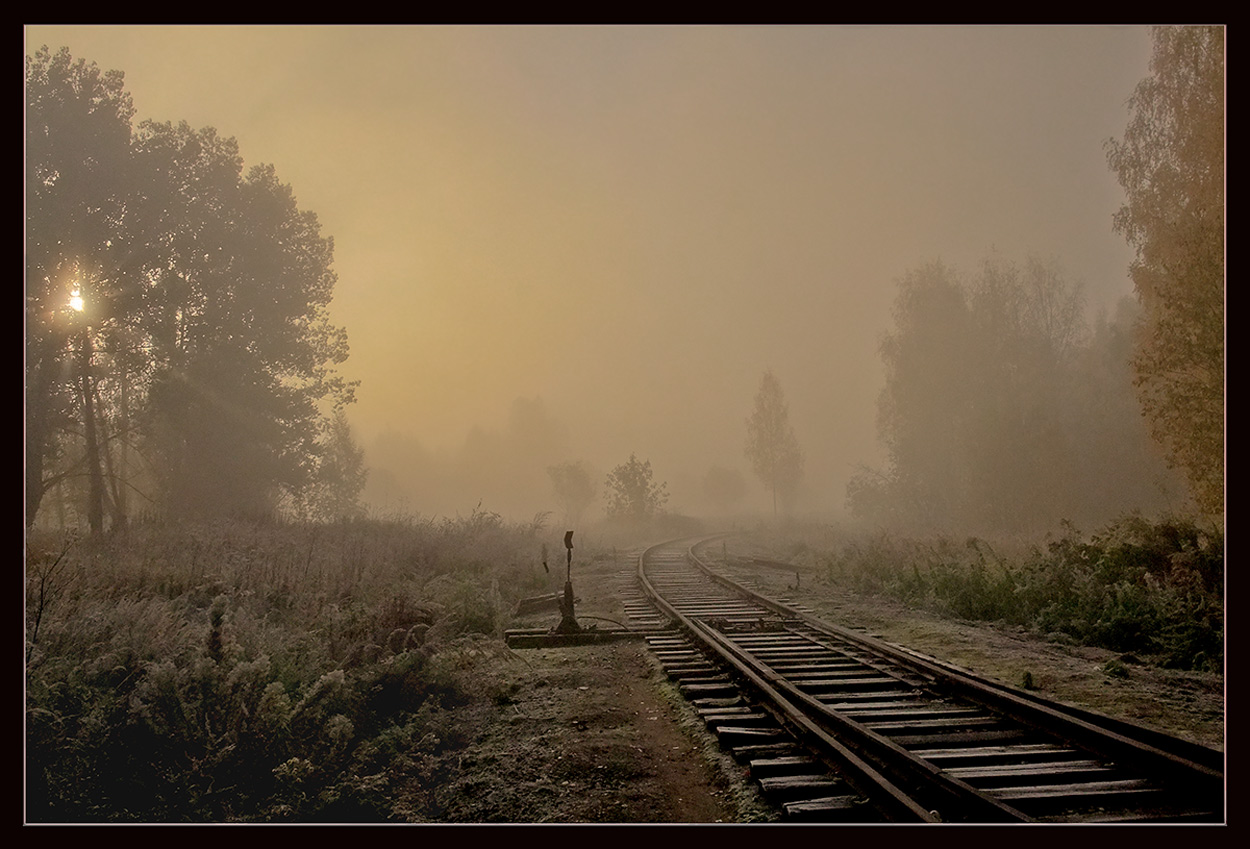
left=1064, top=298, right=1190, bottom=522
left=848, top=256, right=1184, bottom=533
left=1106, top=25, right=1224, bottom=516
left=25, top=47, right=355, bottom=528
left=136, top=119, right=353, bottom=518
left=25, top=46, right=140, bottom=531
left=744, top=370, right=803, bottom=516
left=548, top=461, right=596, bottom=528
left=297, top=410, right=368, bottom=522
left=867, top=263, right=974, bottom=529
left=859, top=259, right=1087, bottom=532
left=604, top=454, right=668, bottom=522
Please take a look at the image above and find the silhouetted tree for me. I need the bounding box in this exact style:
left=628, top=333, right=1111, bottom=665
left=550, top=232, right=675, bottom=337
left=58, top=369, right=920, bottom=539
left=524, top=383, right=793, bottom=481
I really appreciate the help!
left=1065, top=298, right=1191, bottom=522
left=744, top=370, right=803, bottom=516
left=1106, top=25, right=1224, bottom=516
left=858, top=258, right=1085, bottom=532
left=297, top=410, right=368, bottom=521
left=25, top=46, right=355, bottom=527
left=604, top=454, right=668, bottom=522
left=849, top=256, right=1185, bottom=533
left=866, top=262, right=973, bottom=529
left=25, top=46, right=139, bottom=531
left=137, top=119, right=353, bottom=518
left=548, top=461, right=596, bottom=528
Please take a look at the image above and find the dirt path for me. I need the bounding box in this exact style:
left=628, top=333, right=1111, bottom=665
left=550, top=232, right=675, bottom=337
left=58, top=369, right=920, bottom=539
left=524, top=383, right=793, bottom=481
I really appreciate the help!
left=391, top=552, right=775, bottom=823
left=441, top=642, right=758, bottom=822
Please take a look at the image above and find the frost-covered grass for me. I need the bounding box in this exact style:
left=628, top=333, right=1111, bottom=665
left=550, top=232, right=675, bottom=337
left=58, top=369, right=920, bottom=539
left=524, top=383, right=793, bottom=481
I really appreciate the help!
left=24, top=511, right=556, bottom=822
left=816, top=516, right=1223, bottom=671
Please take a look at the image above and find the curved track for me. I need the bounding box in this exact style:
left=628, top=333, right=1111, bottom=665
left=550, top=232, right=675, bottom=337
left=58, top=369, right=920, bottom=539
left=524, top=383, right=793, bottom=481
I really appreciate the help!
left=635, top=535, right=1224, bottom=823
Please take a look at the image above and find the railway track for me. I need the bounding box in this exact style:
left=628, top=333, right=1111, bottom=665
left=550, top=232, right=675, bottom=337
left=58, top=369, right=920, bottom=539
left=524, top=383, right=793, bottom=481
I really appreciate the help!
left=632, top=535, right=1225, bottom=824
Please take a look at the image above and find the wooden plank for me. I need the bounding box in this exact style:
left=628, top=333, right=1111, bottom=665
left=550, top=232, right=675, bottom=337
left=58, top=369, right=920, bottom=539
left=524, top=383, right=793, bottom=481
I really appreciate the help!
left=704, top=712, right=774, bottom=730
left=749, top=755, right=822, bottom=778
left=716, top=726, right=788, bottom=746
left=784, top=795, right=866, bottom=821
left=758, top=775, right=845, bottom=800
left=949, top=762, right=1118, bottom=788
left=681, top=681, right=739, bottom=698
left=913, top=744, right=1078, bottom=765
left=865, top=716, right=1002, bottom=733
left=890, top=728, right=1034, bottom=748
left=795, top=676, right=909, bottom=693
left=841, top=707, right=985, bottom=722
left=731, top=742, right=802, bottom=762
left=695, top=704, right=757, bottom=717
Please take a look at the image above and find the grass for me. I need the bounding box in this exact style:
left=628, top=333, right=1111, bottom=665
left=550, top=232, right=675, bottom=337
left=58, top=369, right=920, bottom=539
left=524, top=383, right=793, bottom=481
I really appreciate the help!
left=24, top=509, right=563, bottom=823
left=27, top=508, right=1221, bottom=821
left=816, top=515, right=1224, bottom=672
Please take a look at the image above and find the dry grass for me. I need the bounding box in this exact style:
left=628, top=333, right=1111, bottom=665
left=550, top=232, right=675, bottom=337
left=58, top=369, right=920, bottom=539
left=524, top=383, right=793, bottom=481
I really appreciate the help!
left=24, top=511, right=576, bottom=822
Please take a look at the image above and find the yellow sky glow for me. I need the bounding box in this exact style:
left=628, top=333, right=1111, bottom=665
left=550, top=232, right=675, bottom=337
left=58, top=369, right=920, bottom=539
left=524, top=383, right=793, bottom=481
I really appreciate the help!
left=26, top=25, right=1155, bottom=519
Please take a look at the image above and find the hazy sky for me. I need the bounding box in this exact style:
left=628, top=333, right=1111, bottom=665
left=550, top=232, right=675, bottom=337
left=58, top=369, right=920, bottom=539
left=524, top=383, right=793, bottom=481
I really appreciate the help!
left=25, top=25, right=1154, bottom=518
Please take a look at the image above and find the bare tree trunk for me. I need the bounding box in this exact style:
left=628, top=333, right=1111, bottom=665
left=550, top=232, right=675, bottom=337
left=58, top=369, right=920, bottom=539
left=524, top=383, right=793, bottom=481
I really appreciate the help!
left=25, top=348, right=57, bottom=530
left=80, top=332, right=106, bottom=536
left=25, top=400, right=46, bottom=529
left=104, top=368, right=129, bottom=532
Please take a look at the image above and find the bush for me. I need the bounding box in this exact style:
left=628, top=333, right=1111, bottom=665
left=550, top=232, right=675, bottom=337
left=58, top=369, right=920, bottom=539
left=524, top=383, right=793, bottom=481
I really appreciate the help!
left=25, top=512, right=548, bottom=822
left=821, top=516, right=1222, bottom=670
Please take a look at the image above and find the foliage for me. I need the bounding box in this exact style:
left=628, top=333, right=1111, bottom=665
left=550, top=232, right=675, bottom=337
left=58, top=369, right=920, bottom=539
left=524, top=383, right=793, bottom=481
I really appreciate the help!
left=849, top=256, right=1186, bottom=534
left=25, top=46, right=139, bottom=531
left=547, top=460, right=596, bottom=528
left=744, top=370, right=803, bottom=516
left=603, top=453, right=668, bottom=522
left=24, top=512, right=550, bottom=821
left=25, top=46, right=355, bottom=530
left=296, top=411, right=369, bottom=522
left=1106, top=26, right=1225, bottom=516
left=820, top=516, right=1223, bottom=670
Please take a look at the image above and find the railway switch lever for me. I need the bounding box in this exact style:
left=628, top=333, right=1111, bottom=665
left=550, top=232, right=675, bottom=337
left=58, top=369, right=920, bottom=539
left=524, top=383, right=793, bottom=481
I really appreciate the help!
left=556, top=530, right=581, bottom=634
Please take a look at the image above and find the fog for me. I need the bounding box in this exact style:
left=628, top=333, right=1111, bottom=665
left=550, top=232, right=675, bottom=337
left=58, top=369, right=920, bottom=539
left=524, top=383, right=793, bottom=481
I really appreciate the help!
left=27, top=25, right=1156, bottom=523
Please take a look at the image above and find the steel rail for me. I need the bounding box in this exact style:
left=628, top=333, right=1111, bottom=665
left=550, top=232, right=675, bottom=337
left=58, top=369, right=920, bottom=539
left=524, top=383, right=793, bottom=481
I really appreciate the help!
left=685, top=536, right=1225, bottom=803
left=636, top=534, right=1224, bottom=823
left=638, top=539, right=941, bottom=823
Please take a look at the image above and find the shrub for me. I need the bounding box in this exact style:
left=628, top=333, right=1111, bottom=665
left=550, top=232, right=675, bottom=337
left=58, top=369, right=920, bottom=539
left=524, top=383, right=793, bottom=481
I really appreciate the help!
left=820, top=516, right=1222, bottom=670
left=25, top=511, right=548, bottom=821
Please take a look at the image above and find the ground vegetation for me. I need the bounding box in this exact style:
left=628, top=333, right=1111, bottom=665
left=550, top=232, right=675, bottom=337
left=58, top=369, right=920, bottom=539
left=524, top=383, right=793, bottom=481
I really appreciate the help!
left=26, top=513, right=1223, bottom=821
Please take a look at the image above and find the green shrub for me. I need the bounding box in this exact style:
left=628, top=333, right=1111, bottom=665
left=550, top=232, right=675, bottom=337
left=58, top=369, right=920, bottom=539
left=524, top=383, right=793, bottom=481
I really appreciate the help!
left=820, top=516, right=1222, bottom=670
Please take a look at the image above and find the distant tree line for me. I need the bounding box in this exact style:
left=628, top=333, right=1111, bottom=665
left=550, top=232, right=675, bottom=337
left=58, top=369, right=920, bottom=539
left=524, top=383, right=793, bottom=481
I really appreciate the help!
left=26, top=47, right=363, bottom=531
left=852, top=26, right=1223, bottom=533
left=848, top=257, right=1188, bottom=534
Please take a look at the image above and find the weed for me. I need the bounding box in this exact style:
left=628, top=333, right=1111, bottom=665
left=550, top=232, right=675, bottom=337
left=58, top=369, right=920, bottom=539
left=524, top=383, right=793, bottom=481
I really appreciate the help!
left=1102, top=659, right=1129, bottom=679
left=818, top=515, right=1222, bottom=671
left=24, top=512, right=552, bottom=822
